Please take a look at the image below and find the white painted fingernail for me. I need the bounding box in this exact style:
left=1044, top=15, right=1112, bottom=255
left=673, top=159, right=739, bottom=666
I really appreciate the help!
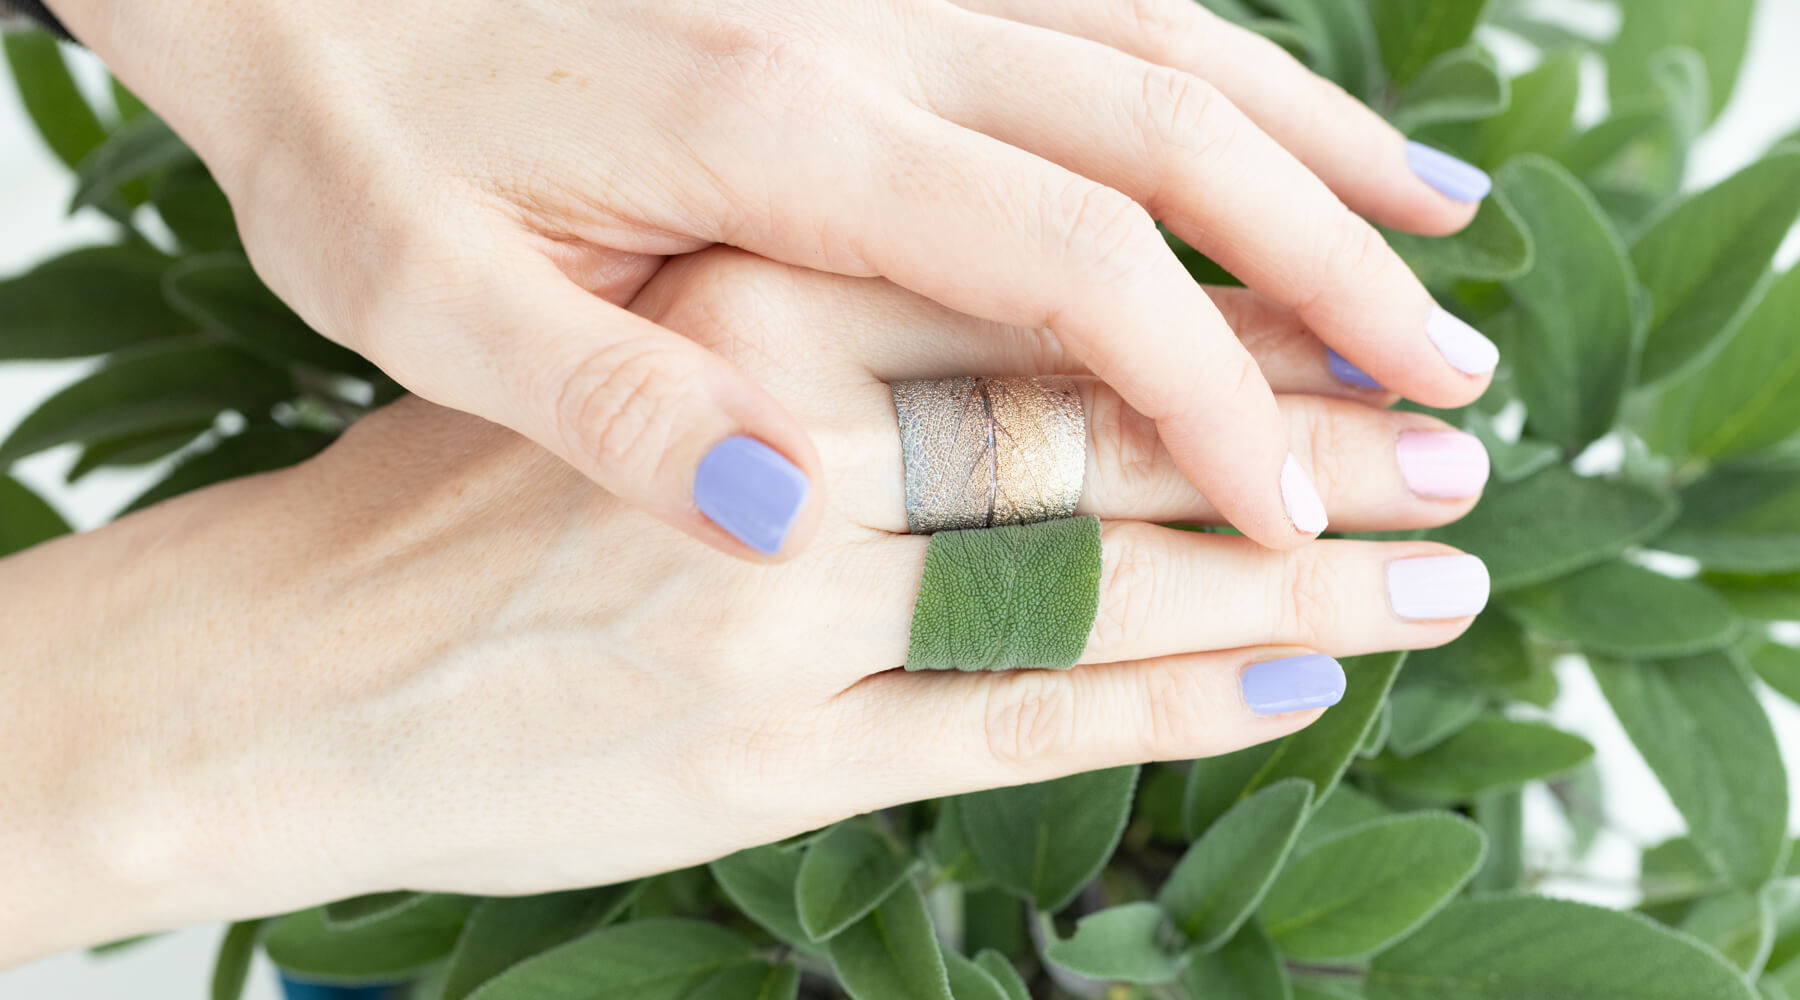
left=1388, top=555, right=1490, bottom=620
left=1427, top=305, right=1499, bottom=375
left=1281, top=454, right=1328, bottom=535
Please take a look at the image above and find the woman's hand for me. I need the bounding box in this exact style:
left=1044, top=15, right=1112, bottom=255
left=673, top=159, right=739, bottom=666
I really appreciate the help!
left=48, top=0, right=1496, bottom=559
left=0, top=251, right=1491, bottom=963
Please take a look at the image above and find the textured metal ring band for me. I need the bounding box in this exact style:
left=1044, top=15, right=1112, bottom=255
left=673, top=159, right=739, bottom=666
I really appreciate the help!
left=890, top=376, right=1086, bottom=534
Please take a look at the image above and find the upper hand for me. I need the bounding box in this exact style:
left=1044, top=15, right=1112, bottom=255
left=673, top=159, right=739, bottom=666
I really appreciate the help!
left=57, top=0, right=1495, bottom=558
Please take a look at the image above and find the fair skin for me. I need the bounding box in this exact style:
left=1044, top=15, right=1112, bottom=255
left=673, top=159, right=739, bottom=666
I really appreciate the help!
left=0, top=251, right=1487, bottom=966
left=43, top=0, right=1493, bottom=561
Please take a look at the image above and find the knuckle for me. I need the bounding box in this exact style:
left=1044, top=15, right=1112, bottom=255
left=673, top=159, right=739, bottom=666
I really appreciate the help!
left=982, top=670, right=1081, bottom=769
left=1137, top=65, right=1230, bottom=167
left=1092, top=523, right=1165, bottom=652
left=1049, top=181, right=1159, bottom=289
left=1276, top=547, right=1340, bottom=646
left=1121, top=0, right=1204, bottom=53
left=689, top=16, right=840, bottom=95
left=1142, top=665, right=1216, bottom=756
left=1088, top=387, right=1167, bottom=505
left=553, top=338, right=704, bottom=481
left=1308, top=220, right=1396, bottom=310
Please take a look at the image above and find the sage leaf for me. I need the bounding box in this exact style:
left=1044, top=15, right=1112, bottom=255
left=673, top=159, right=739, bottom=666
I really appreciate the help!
left=1368, top=716, right=1593, bottom=801
left=68, top=424, right=208, bottom=482
left=462, top=919, right=752, bottom=1000
left=1501, top=560, right=1739, bottom=657
left=1260, top=0, right=1382, bottom=101
left=796, top=821, right=918, bottom=941
left=1591, top=654, right=1788, bottom=887
left=1632, top=150, right=1800, bottom=384
left=1706, top=572, right=1800, bottom=623
left=163, top=253, right=374, bottom=374
left=1431, top=465, right=1678, bottom=591
left=1660, top=466, right=1800, bottom=573
left=1403, top=611, right=1532, bottom=695
left=1681, top=890, right=1775, bottom=976
left=1183, top=741, right=1280, bottom=839
left=1159, top=778, right=1313, bottom=951
left=1043, top=902, right=1181, bottom=985
left=265, top=895, right=475, bottom=984
left=1240, top=652, right=1405, bottom=802
left=956, top=765, right=1139, bottom=913
left=686, top=962, right=800, bottom=1000
left=439, top=886, right=643, bottom=1000
left=1184, top=923, right=1292, bottom=1000
left=1392, top=46, right=1507, bottom=132
left=1387, top=184, right=1533, bottom=284
left=2, top=31, right=107, bottom=171
left=322, top=892, right=428, bottom=930
left=1498, top=156, right=1642, bottom=450
left=1478, top=51, right=1582, bottom=166
left=1295, top=785, right=1390, bottom=855
left=1750, top=642, right=1800, bottom=706
left=827, top=882, right=953, bottom=1000
left=972, top=951, right=1030, bottom=1000
left=942, top=951, right=1008, bottom=1000
left=210, top=919, right=265, bottom=1000
left=708, top=845, right=819, bottom=954
left=0, top=476, right=70, bottom=557
left=1368, top=0, right=1488, bottom=86
left=1367, top=896, right=1756, bottom=1000
left=1685, top=267, right=1800, bottom=459
left=154, top=162, right=241, bottom=253
left=1385, top=684, right=1483, bottom=756
left=0, top=245, right=188, bottom=359
left=1608, top=0, right=1754, bottom=123
left=1260, top=813, right=1486, bottom=961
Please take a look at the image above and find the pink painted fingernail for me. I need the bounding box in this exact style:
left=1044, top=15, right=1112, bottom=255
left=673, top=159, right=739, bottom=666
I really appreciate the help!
left=1396, top=430, right=1490, bottom=499
left=1281, top=454, right=1328, bottom=535
left=1388, top=555, right=1490, bottom=620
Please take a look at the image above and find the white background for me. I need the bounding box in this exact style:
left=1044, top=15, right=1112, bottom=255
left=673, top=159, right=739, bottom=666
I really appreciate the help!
left=3, top=2, right=1800, bottom=997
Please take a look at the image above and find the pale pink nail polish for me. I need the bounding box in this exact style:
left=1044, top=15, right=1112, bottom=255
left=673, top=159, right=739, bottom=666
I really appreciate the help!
left=1281, top=454, right=1328, bottom=535
left=1388, top=555, right=1490, bottom=620
left=1396, top=430, right=1490, bottom=499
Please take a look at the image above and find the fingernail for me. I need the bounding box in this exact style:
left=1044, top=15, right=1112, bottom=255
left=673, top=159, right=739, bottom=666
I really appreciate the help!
left=1281, top=454, right=1328, bottom=535
left=1327, top=348, right=1383, bottom=389
left=694, top=436, right=811, bottom=555
left=1396, top=430, right=1490, bottom=499
left=1388, top=554, right=1490, bottom=620
left=1242, top=654, right=1346, bottom=715
left=1406, top=141, right=1493, bottom=203
left=1427, top=304, right=1500, bottom=375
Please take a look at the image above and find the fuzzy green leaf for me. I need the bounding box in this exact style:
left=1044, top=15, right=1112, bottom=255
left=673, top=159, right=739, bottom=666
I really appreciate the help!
left=1750, top=642, right=1800, bottom=706
left=796, top=822, right=918, bottom=941
left=972, top=951, right=1029, bottom=1000
left=1498, top=156, right=1642, bottom=450
left=1591, top=654, right=1787, bottom=888
left=827, top=882, right=953, bottom=1000
left=462, top=919, right=751, bottom=1000
left=1261, top=813, right=1485, bottom=961
left=1295, top=785, right=1391, bottom=855
left=956, top=766, right=1138, bottom=913
left=708, top=845, right=820, bottom=954
left=1388, top=185, right=1534, bottom=284
left=1368, top=717, right=1593, bottom=801
left=1367, top=896, right=1756, bottom=1000
left=1478, top=52, right=1582, bottom=167
left=1608, top=0, right=1753, bottom=123
left=265, top=895, right=475, bottom=985
left=941, top=952, right=1007, bottom=1000
left=1392, top=46, right=1508, bottom=132
left=1159, top=779, right=1314, bottom=951
left=69, top=113, right=195, bottom=214
left=1385, top=684, right=1483, bottom=757
left=1402, top=610, right=1533, bottom=695
left=1685, top=267, right=1800, bottom=459
left=1682, top=890, right=1775, bottom=976
left=1044, top=903, right=1181, bottom=984
left=1632, top=151, right=1800, bottom=384
left=1185, top=924, right=1292, bottom=1000
left=1660, top=467, right=1800, bottom=573
left=439, top=886, right=643, bottom=1000
left=686, top=963, right=801, bottom=1000
left=1368, top=0, right=1487, bottom=86
left=1502, top=561, right=1739, bottom=658
left=1183, top=741, right=1280, bottom=839
left=1431, top=465, right=1678, bottom=591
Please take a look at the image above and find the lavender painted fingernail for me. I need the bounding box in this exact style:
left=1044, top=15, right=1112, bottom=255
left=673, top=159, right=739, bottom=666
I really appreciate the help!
left=1242, top=654, right=1346, bottom=715
left=1396, top=430, right=1490, bottom=499
left=1388, top=554, right=1490, bottom=620
left=1327, top=348, right=1383, bottom=389
left=1427, top=304, right=1500, bottom=375
left=1281, top=454, right=1328, bottom=535
left=1406, top=141, right=1493, bottom=203
left=694, top=437, right=810, bottom=555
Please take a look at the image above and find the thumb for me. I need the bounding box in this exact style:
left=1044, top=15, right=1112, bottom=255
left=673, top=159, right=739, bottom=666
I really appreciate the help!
left=416, top=267, right=824, bottom=561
